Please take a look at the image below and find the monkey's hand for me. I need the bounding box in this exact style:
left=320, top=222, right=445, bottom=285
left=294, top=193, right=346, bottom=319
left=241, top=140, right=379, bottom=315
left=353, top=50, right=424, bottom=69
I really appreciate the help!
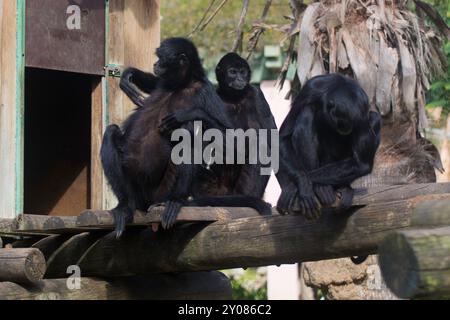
left=313, top=184, right=336, bottom=207
left=159, top=111, right=186, bottom=134
left=293, top=173, right=321, bottom=220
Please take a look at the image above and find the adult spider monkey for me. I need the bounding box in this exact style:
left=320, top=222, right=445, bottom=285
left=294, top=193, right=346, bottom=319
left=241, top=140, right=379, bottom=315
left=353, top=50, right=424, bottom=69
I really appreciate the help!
left=276, top=74, right=381, bottom=219
left=101, top=38, right=271, bottom=237
left=120, top=52, right=277, bottom=200
left=211, top=52, right=277, bottom=198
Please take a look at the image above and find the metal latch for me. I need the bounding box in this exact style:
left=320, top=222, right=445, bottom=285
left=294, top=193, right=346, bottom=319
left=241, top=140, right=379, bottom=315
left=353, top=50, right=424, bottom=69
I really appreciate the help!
left=105, top=64, right=124, bottom=78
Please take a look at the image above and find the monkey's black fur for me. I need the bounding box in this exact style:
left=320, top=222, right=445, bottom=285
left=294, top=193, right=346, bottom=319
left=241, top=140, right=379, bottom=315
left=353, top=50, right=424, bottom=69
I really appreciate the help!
left=102, top=38, right=271, bottom=237
left=119, top=52, right=277, bottom=199
left=276, top=74, right=381, bottom=219
left=213, top=53, right=277, bottom=198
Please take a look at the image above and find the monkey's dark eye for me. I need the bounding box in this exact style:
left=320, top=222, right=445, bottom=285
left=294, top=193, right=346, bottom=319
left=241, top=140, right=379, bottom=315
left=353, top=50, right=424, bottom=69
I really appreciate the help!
left=228, top=69, right=237, bottom=76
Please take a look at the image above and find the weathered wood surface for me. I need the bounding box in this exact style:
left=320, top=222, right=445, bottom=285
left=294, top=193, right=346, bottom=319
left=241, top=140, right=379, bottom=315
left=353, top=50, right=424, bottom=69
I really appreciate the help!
left=379, top=226, right=450, bottom=299
left=45, top=232, right=106, bottom=278
left=0, top=272, right=232, bottom=300
left=0, top=0, right=20, bottom=219
left=73, top=191, right=450, bottom=277
left=0, top=248, right=46, bottom=285
left=2, top=183, right=450, bottom=235
left=411, top=199, right=450, bottom=227
left=0, top=219, right=13, bottom=233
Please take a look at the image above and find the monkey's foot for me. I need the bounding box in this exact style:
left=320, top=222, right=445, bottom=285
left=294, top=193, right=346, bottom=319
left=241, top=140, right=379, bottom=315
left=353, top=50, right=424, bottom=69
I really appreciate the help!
left=111, top=205, right=134, bottom=239
left=276, top=187, right=296, bottom=215
left=291, top=195, right=322, bottom=221
left=337, top=187, right=354, bottom=211
left=160, top=201, right=182, bottom=230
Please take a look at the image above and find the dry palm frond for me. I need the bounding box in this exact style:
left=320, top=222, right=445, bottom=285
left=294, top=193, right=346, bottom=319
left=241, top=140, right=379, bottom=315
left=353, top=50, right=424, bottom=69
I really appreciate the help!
left=295, top=0, right=446, bottom=133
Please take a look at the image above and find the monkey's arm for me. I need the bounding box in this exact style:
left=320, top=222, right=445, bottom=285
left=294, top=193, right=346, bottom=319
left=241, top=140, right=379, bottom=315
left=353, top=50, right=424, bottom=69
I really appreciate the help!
left=277, top=106, right=321, bottom=217
left=288, top=106, right=336, bottom=206
left=159, top=108, right=232, bottom=134
left=120, top=67, right=159, bottom=108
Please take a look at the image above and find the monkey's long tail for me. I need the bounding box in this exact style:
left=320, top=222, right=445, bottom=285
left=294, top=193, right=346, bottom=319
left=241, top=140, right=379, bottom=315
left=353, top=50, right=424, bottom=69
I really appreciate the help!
left=101, top=125, right=133, bottom=237
left=188, top=196, right=273, bottom=216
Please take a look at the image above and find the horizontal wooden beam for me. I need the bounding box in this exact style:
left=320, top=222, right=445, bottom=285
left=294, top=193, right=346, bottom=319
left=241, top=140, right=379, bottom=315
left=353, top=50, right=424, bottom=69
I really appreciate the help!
left=3, top=183, right=450, bottom=279
left=379, top=226, right=450, bottom=299
left=0, top=271, right=232, bottom=300
left=70, top=185, right=450, bottom=277
left=2, top=183, right=450, bottom=235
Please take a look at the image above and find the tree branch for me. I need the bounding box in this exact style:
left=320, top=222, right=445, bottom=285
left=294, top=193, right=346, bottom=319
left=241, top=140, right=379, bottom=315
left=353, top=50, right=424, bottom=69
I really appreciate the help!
left=231, top=0, right=250, bottom=53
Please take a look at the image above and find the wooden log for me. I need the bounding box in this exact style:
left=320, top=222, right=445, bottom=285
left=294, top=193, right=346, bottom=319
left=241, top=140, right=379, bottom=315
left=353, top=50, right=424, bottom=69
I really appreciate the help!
left=379, top=227, right=450, bottom=299
left=74, top=192, right=450, bottom=277
left=45, top=232, right=106, bottom=278
left=14, top=214, right=77, bottom=234
left=0, top=272, right=232, bottom=300
left=0, top=218, right=13, bottom=234
left=32, top=235, right=73, bottom=260
left=411, top=199, right=450, bottom=227
left=77, top=206, right=260, bottom=229
left=1, top=183, right=450, bottom=235
left=0, top=248, right=46, bottom=285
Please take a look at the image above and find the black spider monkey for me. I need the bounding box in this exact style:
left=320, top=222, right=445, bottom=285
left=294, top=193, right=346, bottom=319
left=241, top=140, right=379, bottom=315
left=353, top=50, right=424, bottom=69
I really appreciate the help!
left=276, top=73, right=381, bottom=219
left=211, top=53, right=277, bottom=198
left=101, top=38, right=271, bottom=237
left=120, top=52, right=277, bottom=200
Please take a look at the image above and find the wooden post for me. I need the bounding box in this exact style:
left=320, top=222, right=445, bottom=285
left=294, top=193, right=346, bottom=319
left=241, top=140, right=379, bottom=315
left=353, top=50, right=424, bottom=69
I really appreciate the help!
left=0, top=248, right=46, bottom=285
left=379, top=227, right=450, bottom=299
left=0, top=272, right=232, bottom=300
left=92, top=0, right=161, bottom=211
left=0, top=0, right=24, bottom=219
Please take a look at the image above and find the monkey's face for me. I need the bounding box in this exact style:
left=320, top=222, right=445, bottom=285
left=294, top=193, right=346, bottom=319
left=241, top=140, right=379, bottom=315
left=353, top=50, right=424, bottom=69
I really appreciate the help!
left=225, top=66, right=250, bottom=90
left=327, top=101, right=354, bottom=136
left=154, top=53, right=190, bottom=80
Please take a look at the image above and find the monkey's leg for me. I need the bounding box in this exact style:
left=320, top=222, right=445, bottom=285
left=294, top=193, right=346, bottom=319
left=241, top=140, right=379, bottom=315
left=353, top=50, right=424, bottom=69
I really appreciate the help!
left=101, top=125, right=136, bottom=237
left=153, top=163, right=193, bottom=230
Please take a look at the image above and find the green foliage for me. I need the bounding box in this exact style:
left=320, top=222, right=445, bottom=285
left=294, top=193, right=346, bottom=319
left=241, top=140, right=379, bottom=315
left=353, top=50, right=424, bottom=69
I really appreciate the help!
left=223, top=269, right=267, bottom=300
left=425, top=1, right=450, bottom=112
left=426, top=40, right=450, bottom=112
left=161, top=0, right=291, bottom=67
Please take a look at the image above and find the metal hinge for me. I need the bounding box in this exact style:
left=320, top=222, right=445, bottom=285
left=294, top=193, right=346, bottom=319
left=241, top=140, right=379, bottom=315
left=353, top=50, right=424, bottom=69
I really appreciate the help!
left=105, top=64, right=124, bottom=78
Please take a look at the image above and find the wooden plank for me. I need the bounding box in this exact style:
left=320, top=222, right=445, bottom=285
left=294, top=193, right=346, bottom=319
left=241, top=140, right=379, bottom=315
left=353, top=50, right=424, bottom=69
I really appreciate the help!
left=379, top=227, right=450, bottom=299
left=0, top=0, right=18, bottom=218
left=101, top=0, right=160, bottom=209
left=74, top=193, right=450, bottom=277
left=91, top=78, right=104, bottom=210
left=0, top=248, right=46, bottom=285
left=0, top=272, right=232, bottom=300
